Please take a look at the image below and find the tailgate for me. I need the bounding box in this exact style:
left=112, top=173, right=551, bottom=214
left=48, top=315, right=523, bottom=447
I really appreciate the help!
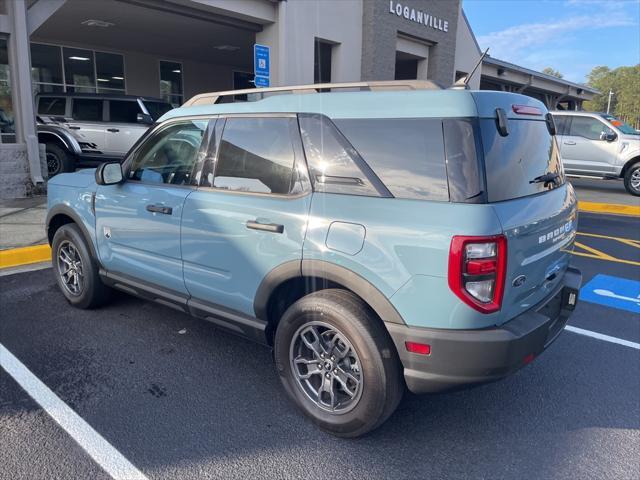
left=491, top=184, right=578, bottom=323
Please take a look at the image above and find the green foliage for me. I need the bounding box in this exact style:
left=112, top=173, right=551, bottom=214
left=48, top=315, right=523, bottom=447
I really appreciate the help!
left=542, top=67, right=563, bottom=78
left=584, top=65, right=640, bottom=128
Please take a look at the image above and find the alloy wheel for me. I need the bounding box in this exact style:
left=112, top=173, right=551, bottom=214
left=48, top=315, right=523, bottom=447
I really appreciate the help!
left=47, top=152, right=61, bottom=176
left=57, top=240, right=84, bottom=296
left=630, top=167, right=640, bottom=193
left=289, top=321, right=363, bottom=414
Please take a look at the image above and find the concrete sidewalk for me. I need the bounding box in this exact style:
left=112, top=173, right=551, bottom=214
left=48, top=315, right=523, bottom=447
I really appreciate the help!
left=0, top=196, right=47, bottom=251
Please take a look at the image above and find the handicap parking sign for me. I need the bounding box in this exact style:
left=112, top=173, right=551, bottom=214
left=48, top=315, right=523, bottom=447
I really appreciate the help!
left=580, top=274, right=640, bottom=314
left=254, top=44, right=270, bottom=79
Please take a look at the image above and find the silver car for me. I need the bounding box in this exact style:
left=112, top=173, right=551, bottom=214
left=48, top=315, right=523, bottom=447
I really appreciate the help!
left=552, top=111, right=640, bottom=196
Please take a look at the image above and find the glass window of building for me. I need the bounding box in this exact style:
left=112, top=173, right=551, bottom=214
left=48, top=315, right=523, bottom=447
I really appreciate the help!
left=63, top=47, right=96, bottom=92
left=96, top=52, right=125, bottom=92
left=0, top=38, right=15, bottom=143
left=160, top=61, right=183, bottom=106
left=31, top=43, right=64, bottom=93
left=314, top=39, right=333, bottom=84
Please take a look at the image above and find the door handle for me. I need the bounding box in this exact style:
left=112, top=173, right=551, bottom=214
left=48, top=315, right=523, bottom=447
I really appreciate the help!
left=246, top=220, right=284, bottom=234
left=68, top=126, right=80, bottom=130
left=107, top=128, right=120, bottom=133
left=563, top=141, right=576, bottom=146
left=146, top=204, right=172, bottom=215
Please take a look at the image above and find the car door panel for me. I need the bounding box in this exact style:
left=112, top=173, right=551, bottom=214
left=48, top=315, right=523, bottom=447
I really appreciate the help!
left=95, top=119, right=209, bottom=294
left=181, top=116, right=311, bottom=317
left=105, top=100, right=150, bottom=157
left=559, top=115, right=618, bottom=174
left=68, top=99, right=107, bottom=155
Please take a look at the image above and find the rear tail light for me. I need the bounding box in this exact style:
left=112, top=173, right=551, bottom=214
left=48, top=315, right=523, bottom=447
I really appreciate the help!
left=448, top=235, right=507, bottom=313
left=512, top=104, right=543, bottom=116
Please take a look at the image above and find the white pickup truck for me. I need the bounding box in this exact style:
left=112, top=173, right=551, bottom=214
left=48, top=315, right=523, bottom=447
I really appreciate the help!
left=551, top=111, right=640, bottom=196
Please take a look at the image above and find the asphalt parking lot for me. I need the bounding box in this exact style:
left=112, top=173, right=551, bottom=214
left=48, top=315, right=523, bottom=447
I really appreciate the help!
left=1, top=210, right=639, bottom=480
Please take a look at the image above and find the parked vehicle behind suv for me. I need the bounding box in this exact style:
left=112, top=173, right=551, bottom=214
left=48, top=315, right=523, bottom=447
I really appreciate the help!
left=551, top=111, right=640, bottom=195
left=46, top=82, right=581, bottom=437
left=36, top=93, right=173, bottom=176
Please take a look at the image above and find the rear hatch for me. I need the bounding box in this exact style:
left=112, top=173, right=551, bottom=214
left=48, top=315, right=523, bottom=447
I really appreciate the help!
left=472, top=92, right=578, bottom=323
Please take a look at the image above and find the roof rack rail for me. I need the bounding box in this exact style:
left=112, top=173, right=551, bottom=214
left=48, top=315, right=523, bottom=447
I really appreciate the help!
left=183, top=80, right=441, bottom=107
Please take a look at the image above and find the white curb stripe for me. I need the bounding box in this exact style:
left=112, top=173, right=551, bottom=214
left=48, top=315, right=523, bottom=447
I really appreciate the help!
left=0, top=343, right=148, bottom=480
left=565, top=325, right=640, bottom=350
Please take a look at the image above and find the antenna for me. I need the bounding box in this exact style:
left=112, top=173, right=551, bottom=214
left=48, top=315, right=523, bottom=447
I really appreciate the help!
left=453, top=47, right=489, bottom=89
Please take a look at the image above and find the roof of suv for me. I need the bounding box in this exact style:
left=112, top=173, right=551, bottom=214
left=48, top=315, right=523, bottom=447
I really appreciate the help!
left=35, top=92, right=168, bottom=103
left=550, top=111, right=607, bottom=117
left=160, top=89, right=547, bottom=122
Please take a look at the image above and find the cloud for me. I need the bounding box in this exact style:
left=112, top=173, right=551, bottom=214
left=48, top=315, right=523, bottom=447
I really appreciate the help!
left=477, top=12, right=636, bottom=61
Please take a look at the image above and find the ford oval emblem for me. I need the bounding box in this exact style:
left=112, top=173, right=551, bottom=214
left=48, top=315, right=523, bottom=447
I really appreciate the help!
left=512, top=275, right=527, bottom=288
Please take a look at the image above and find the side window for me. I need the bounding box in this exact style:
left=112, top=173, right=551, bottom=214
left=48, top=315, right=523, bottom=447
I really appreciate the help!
left=553, top=115, right=571, bottom=136
left=72, top=99, right=103, bottom=122
left=213, top=117, right=297, bottom=194
left=298, top=114, right=379, bottom=196
left=109, top=100, right=142, bottom=123
left=443, top=119, right=484, bottom=203
left=569, top=116, right=613, bottom=141
left=335, top=118, right=449, bottom=201
left=128, top=120, right=207, bottom=185
left=38, top=97, right=66, bottom=116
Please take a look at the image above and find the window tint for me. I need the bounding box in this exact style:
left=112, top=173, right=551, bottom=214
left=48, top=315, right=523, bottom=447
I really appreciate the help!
left=480, top=119, right=564, bottom=202
left=72, top=99, right=102, bottom=121
left=213, top=117, right=296, bottom=194
left=443, top=119, right=484, bottom=203
left=569, top=116, right=613, bottom=140
left=38, top=97, right=66, bottom=116
left=142, top=101, right=173, bottom=121
left=553, top=115, right=571, bottom=135
left=299, top=114, right=378, bottom=196
left=129, top=120, right=206, bottom=185
left=335, top=118, right=449, bottom=201
left=109, top=100, right=141, bottom=123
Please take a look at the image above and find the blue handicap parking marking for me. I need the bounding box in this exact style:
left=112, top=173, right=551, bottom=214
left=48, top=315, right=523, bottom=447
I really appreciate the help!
left=580, top=274, right=640, bottom=314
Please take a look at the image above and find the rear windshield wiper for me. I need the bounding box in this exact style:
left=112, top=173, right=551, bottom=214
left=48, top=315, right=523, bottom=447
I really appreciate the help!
left=529, top=172, right=560, bottom=187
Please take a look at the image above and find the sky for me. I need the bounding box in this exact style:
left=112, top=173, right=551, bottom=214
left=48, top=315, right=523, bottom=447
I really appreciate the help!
left=463, top=0, right=640, bottom=83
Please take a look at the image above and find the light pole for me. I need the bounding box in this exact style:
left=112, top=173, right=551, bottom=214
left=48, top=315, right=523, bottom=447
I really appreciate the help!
left=606, top=90, right=614, bottom=114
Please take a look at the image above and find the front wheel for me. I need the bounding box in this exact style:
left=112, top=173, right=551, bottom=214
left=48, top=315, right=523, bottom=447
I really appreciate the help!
left=623, top=162, right=640, bottom=196
left=274, top=289, right=404, bottom=438
left=52, top=223, right=111, bottom=309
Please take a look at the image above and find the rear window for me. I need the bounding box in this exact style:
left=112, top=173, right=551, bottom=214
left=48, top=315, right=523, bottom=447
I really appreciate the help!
left=480, top=119, right=564, bottom=202
left=335, top=118, right=449, bottom=201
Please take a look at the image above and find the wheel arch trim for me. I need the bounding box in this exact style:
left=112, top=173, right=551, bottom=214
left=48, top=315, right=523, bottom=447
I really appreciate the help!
left=253, top=259, right=405, bottom=325
left=46, top=205, right=99, bottom=263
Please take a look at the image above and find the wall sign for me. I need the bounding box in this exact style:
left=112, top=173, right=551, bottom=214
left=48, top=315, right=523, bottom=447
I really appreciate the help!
left=254, top=44, right=270, bottom=88
left=388, top=1, right=449, bottom=33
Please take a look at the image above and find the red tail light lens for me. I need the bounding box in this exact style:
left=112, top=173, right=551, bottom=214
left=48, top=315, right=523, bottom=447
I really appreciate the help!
left=448, top=235, right=507, bottom=313
left=512, top=104, right=542, bottom=116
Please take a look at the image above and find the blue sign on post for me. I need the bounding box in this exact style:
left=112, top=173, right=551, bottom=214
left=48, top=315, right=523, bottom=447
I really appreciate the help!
left=254, top=44, right=270, bottom=87
left=580, top=274, right=640, bottom=314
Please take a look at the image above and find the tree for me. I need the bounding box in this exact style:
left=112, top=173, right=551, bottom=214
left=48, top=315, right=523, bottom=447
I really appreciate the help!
left=542, top=67, right=563, bottom=78
left=583, top=65, right=640, bottom=128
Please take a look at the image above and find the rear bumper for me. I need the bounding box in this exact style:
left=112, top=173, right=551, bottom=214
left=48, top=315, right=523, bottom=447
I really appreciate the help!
left=386, top=267, right=582, bottom=394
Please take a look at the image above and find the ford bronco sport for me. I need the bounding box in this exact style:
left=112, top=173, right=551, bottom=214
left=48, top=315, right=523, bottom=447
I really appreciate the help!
left=46, top=81, right=581, bottom=437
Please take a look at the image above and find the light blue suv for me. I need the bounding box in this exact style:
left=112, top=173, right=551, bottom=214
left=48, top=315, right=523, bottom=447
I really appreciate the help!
left=46, top=84, right=582, bottom=437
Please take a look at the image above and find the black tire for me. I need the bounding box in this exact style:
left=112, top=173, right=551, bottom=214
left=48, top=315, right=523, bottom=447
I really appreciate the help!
left=46, top=143, right=75, bottom=177
left=51, top=223, right=111, bottom=309
left=623, top=161, right=640, bottom=196
left=274, top=289, right=404, bottom=438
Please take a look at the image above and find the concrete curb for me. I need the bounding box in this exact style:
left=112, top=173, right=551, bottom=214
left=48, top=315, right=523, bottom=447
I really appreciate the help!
left=0, top=244, right=51, bottom=269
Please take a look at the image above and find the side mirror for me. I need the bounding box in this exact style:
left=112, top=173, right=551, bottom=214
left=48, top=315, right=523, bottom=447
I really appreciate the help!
left=600, top=131, right=617, bottom=142
left=95, top=162, right=124, bottom=185
left=136, top=113, right=153, bottom=125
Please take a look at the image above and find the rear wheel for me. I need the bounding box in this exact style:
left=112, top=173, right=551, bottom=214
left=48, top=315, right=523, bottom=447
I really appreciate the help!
left=46, top=143, right=74, bottom=177
left=623, top=162, right=640, bottom=196
left=274, top=289, right=404, bottom=438
left=52, top=223, right=110, bottom=309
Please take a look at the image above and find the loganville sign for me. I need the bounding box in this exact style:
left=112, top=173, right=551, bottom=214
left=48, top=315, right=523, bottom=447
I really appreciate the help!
left=388, top=1, right=449, bottom=33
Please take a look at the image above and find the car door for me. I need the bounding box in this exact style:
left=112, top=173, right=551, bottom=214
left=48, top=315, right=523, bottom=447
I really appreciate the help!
left=181, top=115, right=312, bottom=319
left=95, top=118, right=209, bottom=296
left=559, top=115, right=618, bottom=175
left=105, top=99, right=150, bottom=158
left=67, top=98, right=107, bottom=155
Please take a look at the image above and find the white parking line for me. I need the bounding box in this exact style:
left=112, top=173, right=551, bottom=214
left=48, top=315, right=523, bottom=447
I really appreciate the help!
left=565, top=325, right=640, bottom=350
left=0, top=343, right=148, bottom=480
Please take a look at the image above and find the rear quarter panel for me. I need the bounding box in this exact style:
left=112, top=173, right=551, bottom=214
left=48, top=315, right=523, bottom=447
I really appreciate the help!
left=304, top=193, right=505, bottom=329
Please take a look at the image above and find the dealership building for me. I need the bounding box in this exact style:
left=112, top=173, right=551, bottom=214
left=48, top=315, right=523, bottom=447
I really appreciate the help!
left=0, top=0, right=598, bottom=198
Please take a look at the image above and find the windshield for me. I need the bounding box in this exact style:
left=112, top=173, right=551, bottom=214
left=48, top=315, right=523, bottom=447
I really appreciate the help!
left=142, top=101, right=174, bottom=121
left=480, top=119, right=564, bottom=202
left=600, top=114, right=639, bottom=135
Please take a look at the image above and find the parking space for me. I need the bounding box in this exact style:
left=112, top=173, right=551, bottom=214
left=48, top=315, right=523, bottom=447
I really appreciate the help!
left=1, top=210, right=639, bottom=480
